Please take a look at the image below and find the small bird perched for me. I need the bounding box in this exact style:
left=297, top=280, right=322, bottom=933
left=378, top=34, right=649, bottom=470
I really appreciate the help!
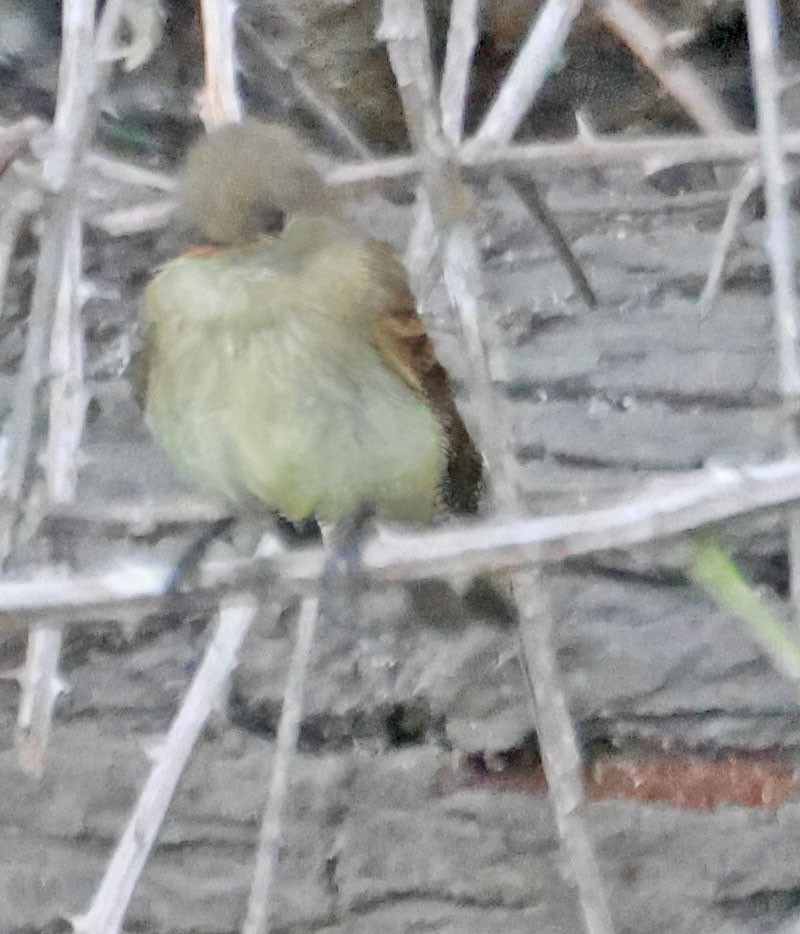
left=142, top=119, right=483, bottom=527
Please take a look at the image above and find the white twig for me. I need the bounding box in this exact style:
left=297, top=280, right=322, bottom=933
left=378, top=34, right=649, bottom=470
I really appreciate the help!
left=242, top=596, right=319, bottom=934
left=596, top=0, right=734, bottom=135
left=72, top=593, right=258, bottom=934
left=443, top=224, right=517, bottom=511
left=2, top=0, right=125, bottom=543
left=514, top=570, right=616, bottom=934
left=15, top=207, right=87, bottom=776
left=7, top=459, right=800, bottom=619
left=14, top=621, right=68, bottom=777
left=199, top=0, right=243, bottom=128
left=744, top=0, right=800, bottom=628
left=463, top=0, right=585, bottom=157
left=89, top=199, right=174, bottom=237
left=439, top=0, right=480, bottom=146
left=378, top=0, right=440, bottom=153
left=84, top=152, right=175, bottom=191
left=326, top=130, right=800, bottom=188
left=744, top=0, right=800, bottom=396
left=698, top=162, right=762, bottom=312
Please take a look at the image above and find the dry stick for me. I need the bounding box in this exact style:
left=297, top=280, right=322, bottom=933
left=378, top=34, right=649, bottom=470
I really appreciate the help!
left=90, top=199, right=175, bottom=237
left=383, top=6, right=613, bottom=933
left=328, top=129, right=800, bottom=188
left=439, top=0, right=480, bottom=146
left=595, top=0, right=735, bottom=136
left=71, top=594, right=259, bottom=934
left=199, top=0, right=243, bottom=127
left=515, top=571, right=616, bottom=934
left=699, top=162, right=762, bottom=312
left=462, top=0, right=586, bottom=157
left=2, top=0, right=126, bottom=540
left=15, top=211, right=86, bottom=777
left=504, top=172, right=597, bottom=307
left=242, top=597, right=319, bottom=934
left=238, top=20, right=373, bottom=160
left=744, top=0, right=800, bottom=630
left=9, top=0, right=125, bottom=780
left=8, top=458, right=800, bottom=620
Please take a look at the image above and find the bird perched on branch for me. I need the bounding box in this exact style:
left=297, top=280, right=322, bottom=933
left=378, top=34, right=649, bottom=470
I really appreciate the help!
left=141, top=119, right=483, bottom=528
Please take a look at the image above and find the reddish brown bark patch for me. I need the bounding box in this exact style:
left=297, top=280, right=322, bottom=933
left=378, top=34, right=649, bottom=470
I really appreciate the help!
left=437, top=747, right=800, bottom=810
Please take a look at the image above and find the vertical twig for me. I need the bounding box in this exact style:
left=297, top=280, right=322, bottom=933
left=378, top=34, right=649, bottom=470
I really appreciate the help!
left=2, top=0, right=125, bottom=541
left=15, top=211, right=86, bottom=776
left=462, top=0, right=585, bottom=157
left=514, top=571, right=616, bottom=934
left=439, top=0, right=480, bottom=146
left=744, top=0, right=800, bottom=626
left=199, top=0, right=243, bottom=127
left=242, top=597, right=319, bottom=934
left=72, top=594, right=259, bottom=934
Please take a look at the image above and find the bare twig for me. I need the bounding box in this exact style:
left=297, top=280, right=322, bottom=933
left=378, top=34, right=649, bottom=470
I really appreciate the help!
left=242, top=596, right=319, bottom=934
left=2, top=0, right=126, bottom=551
left=238, top=20, right=372, bottom=159
left=199, top=0, right=243, bottom=127
left=439, top=0, right=480, bottom=146
left=515, top=571, right=616, bottom=934
left=742, top=0, right=800, bottom=395
left=503, top=172, right=597, bottom=307
left=698, top=161, right=762, bottom=312
left=326, top=130, right=800, bottom=188
left=84, top=152, right=175, bottom=191
left=72, top=593, right=259, bottom=934
left=443, top=223, right=517, bottom=510
left=595, top=0, right=734, bottom=135
left=89, top=199, right=174, bottom=237
left=15, top=208, right=86, bottom=776
left=462, top=0, right=586, bottom=157
left=744, top=0, right=800, bottom=629
left=378, top=0, right=440, bottom=153
left=7, top=459, right=800, bottom=621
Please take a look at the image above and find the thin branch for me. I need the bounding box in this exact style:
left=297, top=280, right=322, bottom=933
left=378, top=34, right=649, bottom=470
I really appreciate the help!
left=698, top=161, right=762, bottom=312
left=744, top=0, right=800, bottom=396
left=443, top=223, right=517, bottom=511
left=15, top=209, right=86, bottom=776
left=326, top=130, right=800, bottom=188
left=595, top=0, right=734, bottom=135
left=84, top=152, right=175, bottom=191
left=439, top=0, right=480, bottom=146
left=199, top=0, right=243, bottom=128
left=2, top=0, right=126, bottom=553
left=89, top=199, right=174, bottom=237
left=9, top=458, right=800, bottom=620
left=462, top=0, right=586, bottom=157
left=378, top=0, right=440, bottom=153
left=238, top=20, right=372, bottom=159
left=503, top=172, right=597, bottom=307
left=71, top=593, right=259, bottom=934
left=514, top=570, right=616, bottom=934
left=242, top=597, right=319, bottom=934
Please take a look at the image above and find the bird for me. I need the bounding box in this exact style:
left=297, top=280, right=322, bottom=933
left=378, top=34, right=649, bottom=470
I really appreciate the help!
left=141, top=118, right=483, bottom=530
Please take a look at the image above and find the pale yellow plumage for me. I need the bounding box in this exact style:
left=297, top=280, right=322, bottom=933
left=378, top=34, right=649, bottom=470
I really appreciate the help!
left=144, top=215, right=447, bottom=523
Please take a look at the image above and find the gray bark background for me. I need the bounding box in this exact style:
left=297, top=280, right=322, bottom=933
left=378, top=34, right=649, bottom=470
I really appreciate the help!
left=1, top=2, right=799, bottom=932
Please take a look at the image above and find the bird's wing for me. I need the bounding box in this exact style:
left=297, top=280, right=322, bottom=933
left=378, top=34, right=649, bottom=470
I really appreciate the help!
left=363, top=241, right=484, bottom=514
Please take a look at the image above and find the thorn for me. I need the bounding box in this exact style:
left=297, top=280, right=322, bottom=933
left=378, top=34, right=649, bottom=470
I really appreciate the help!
left=574, top=109, right=598, bottom=144
left=140, top=733, right=167, bottom=763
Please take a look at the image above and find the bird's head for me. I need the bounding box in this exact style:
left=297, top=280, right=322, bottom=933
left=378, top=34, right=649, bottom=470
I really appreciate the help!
left=178, top=119, right=339, bottom=246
